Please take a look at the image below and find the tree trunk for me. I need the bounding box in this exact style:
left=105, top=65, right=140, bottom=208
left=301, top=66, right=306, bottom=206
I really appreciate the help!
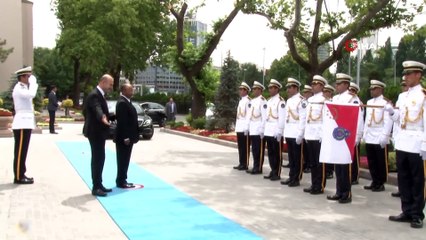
left=191, top=90, right=206, bottom=119
left=72, top=58, right=81, bottom=107
left=111, top=64, right=122, bottom=91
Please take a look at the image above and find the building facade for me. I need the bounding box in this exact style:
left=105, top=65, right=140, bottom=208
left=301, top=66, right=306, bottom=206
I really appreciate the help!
left=186, top=19, right=207, bottom=47
left=135, top=66, right=187, bottom=94
left=0, top=0, right=33, bottom=92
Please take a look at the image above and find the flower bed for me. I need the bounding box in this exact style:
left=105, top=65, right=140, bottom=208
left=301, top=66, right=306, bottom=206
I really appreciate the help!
left=173, top=126, right=192, bottom=133
left=0, top=108, right=13, bottom=117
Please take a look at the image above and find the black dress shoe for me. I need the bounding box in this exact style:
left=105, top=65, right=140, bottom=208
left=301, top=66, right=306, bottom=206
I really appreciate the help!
left=13, top=177, right=34, bottom=184
left=389, top=213, right=411, bottom=222
left=303, top=187, right=312, bottom=193
left=288, top=181, right=300, bottom=187
left=50, top=132, right=58, bottom=134
left=280, top=179, right=291, bottom=185
left=351, top=180, right=359, bottom=185
left=92, top=189, right=107, bottom=197
left=391, top=191, right=401, bottom=197
left=246, top=169, right=262, bottom=174
left=101, top=186, right=112, bottom=192
left=310, top=189, right=324, bottom=195
left=270, top=175, right=281, bottom=181
left=327, top=194, right=341, bottom=201
left=237, top=166, right=248, bottom=171
left=364, top=185, right=374, bottom=190
left=411, top=218, right=423, bottom=228
left=263, top=173, right=272, bottom=179
left=338, top=197, right=352, bottom=204
left=117, top=183, right=135, bottom=189
left=372, top=185, right=385, bottom=192
left=233, top=165, right=242, bottom=169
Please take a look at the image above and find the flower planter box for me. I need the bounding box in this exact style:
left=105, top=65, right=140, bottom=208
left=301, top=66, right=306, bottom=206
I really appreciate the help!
left=218, top=135, right=237, bottom=142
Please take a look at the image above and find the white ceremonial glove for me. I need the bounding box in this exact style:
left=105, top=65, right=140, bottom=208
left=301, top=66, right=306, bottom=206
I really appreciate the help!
left=420, top=151, right=426, bottom=160
left=275, top=133, right=282, bottom=142
left=244, top=130, right=249, bottom=136
left=383, top=103, right=394, bottom=115
left=259, top=133, right=264, bottom=139
left=29, top=75, right=37, bottom=85
left=355, top=136, right=361, bottom=146
left=295, top=135, right=303, bottom=145
left=378, top=135, right=388, bottom=149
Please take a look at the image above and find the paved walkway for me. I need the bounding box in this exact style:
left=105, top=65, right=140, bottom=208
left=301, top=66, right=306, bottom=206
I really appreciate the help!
left=0, top=123, right=425, bottom=239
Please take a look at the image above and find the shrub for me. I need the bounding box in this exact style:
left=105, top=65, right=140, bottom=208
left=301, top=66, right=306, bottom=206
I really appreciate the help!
left=388, top=151, right=397, bottom=172
left=186, top=114, right=193, bottom=126
left=62, top=99, right=74, bottom=108
left=205, top=118, right=219, bottom=131
left=0, top=98, right=3, bottom=107
left=191, top=117, right=206, bottom=129
left=42, top=98, right=49, bottom=107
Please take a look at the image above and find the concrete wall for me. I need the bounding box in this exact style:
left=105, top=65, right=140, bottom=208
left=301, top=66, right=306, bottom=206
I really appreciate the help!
left=0, top=0, right=33, bottom=93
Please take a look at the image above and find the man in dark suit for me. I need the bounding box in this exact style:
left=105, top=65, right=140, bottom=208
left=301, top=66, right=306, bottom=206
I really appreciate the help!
left=165, top=97, right=177, bottom=121
left=115, top=83, right=139, bottom=188
left=83, top=74, right=113, bottom=197
left=47, top=85, right=59, bottom=134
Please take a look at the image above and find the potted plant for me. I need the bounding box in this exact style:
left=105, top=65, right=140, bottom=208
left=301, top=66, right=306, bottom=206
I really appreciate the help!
left=0, top=97, right=13, bottom=137
left=62, top=98, right=74, bottom=117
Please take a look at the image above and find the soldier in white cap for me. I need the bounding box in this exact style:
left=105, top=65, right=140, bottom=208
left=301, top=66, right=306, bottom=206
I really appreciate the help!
left=301, top=84, right=313, bottom=173
left=390, top=77, right=408, bottom=198
left=233, top=82, right=251, bottom=171
left=363, top=80, right=393, bottom=192
left=322, top=84, right=336, bottom=179
left=386, top=60, right=426, bottom=228
left=348, top=82, right=365, bottom=185
left=302, top=75, right=328, bottom=194
left=246, top=81, right=267, bottom=174
left=323, top=84, right=335, bottom=101
left=263, top=79, right=286, bottom=181
left=11, top=66, right=38, bottom=184
left=280, top=78, right=306, bottom=187
left=301, top=85, right=313, bottom=99
left=324, top=73, right=363, bottom=204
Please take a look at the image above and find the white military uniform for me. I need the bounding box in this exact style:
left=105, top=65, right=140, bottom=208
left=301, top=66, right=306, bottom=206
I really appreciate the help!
left=392, top=84, right=426, bottom=153
left=284, top=93, right=306, bottom=139
left=235, top=95, right=251, bottom=133
left=248, top=95, right=267, bottom=136
left=304, top=92, right=326, bottom=140
left=363, top=95, right=393, bottom=144
left=264, top=94, right=286, bottom=137
left=12, top=75, right=38, bottom=129
left=392, top=91, right=407, bottom=143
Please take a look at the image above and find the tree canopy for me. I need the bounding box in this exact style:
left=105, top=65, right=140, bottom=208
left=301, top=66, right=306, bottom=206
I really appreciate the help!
left=0, top=38, right=13, bottom=63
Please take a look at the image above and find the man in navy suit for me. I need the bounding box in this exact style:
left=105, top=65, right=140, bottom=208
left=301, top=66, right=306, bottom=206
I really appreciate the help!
left=115, top=83, right=139, bottom=188
left=83, top=74, right=113, bottom=197
left=47, top=85, right=59, bottom=134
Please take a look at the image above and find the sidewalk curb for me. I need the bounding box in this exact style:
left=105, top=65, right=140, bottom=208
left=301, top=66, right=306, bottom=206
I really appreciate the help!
left=160, top=128, right=398, bottom=186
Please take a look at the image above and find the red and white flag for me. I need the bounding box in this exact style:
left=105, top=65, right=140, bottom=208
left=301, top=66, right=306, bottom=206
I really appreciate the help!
left=319, top=102, right=360, bottom=164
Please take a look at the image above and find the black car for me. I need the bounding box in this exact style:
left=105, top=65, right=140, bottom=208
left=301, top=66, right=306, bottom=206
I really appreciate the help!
left=140, top=102, right=167, bottom=127
left=107, top=100, right=154, bottom=140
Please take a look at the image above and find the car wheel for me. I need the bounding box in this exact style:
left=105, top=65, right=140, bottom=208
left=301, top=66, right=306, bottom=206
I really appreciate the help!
left=143, top=129, right=154, bottom=140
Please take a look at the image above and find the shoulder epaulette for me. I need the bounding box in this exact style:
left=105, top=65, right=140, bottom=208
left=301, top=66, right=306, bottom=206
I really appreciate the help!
left=299, top=95, right=305, bottom=100
left=279, top=97, right=284, bottom=101
left=247, top=96, right=251, bottom=100
left=348, top=92, right=355, bottom=96
left=260, top=96, right=265, bottom=100
left=383, top=97, right=391, bottom=102
left=422, top=88, right=426, bottom=96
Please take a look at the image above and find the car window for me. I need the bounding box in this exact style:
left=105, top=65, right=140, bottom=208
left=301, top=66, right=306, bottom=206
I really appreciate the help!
left=153, top=103, right=164, bottom=109
left=141, top=103, right=149, bottom=109
left=132, top=103, right=144, bottom=115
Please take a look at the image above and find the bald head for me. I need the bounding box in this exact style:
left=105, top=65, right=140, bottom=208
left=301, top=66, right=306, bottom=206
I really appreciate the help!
left=98, top=74, right=114, bottom=94
left=120, top=83, right=134, bottom=99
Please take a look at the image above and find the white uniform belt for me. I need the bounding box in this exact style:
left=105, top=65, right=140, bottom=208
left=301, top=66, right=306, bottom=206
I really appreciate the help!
left=401, top=127, right=423, bottom=132
left=307, top=121, right=322, bottom=125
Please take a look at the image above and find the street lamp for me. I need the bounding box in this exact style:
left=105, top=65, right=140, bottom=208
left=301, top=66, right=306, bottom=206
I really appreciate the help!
left=391, top=46, right=398, bottom=85
left=262, top=48, right=266, bottom=86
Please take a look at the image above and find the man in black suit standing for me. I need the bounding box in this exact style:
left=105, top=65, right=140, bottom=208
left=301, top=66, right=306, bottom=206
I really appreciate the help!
left=115, top=83, right=139, bottom=188
left=165, top=97, right=177, bottom=121
left=47, top=85, right=59, bottom=134
left=83, top=74, right=113, bottom=197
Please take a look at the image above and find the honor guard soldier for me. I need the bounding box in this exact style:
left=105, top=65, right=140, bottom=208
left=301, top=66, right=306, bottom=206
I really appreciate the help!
left=322, top=84, right=336, bottom=179
left=263, top=79, right=286, bottom=181
left=301, top=84, right=313, bottom=173
left=303, top=75, right=328, bottom=194
left=281, top=78, right=306, bottom=187
left=386, top=61, right=426, bottom=228
left=390, top=78, right=408, bottom=198
left=12, top=66, right=38, bottom=184
left=363, top=80, right=393, bottom=192
left=302, top=85, right=313, bottom=99
left=325, top=73, right=363, bottom=204
left=233, top=82, right=251, bottom=171
left=246, top=81, right=267, bottom=174
left=348, top=82, right=365, bottom=185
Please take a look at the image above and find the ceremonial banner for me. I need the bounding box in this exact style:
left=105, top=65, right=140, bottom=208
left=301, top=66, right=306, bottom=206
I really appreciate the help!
left=319, top=102, right=360, bottom=164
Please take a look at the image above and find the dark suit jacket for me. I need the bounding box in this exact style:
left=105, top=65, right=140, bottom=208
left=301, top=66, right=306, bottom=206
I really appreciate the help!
left=115, top=96, right=139, bottom=144
left=83, top=88, right=110, bottom=139
left=165, top=102, right=177, bottom=120
left=47, top=91, right=58, bottom=111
